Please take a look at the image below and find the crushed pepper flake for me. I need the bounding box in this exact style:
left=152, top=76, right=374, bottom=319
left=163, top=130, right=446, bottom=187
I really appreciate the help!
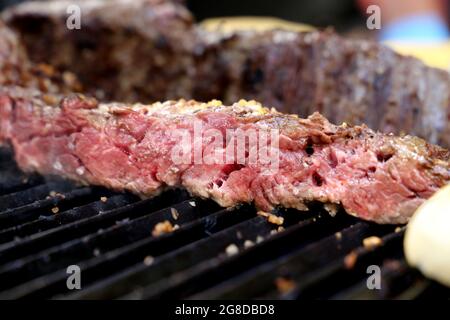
left=152, top=220, right=174, bottom=237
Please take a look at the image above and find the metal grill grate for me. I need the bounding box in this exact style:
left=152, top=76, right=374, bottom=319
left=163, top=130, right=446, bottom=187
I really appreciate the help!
left=0, top=147, right=448, bottom=300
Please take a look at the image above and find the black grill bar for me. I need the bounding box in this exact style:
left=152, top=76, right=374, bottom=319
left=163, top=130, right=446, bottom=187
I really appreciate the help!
left=0, top=170, right=43, bottom=197
left=0, top=190, right=186, bottom=268
left=328, top=258, right=421, bottom=300
left=0, top=194, right=139, bottom=265
left=0, top=180, right=75, bottom=212
left=411, top=281, right=450, bottom=299
left=0, top=187, right=104, bottom=233
left=0, top=149, right=43, bottom=196
left=290, top=230, right=407, bottom=300
left=64, top=211, right=280, bottom=300
left=0, top=192, right=197, bottom=294
left=0, top=198, right=219, bottom=291
left=0, top=147, right=449, bottom=300
left=0, top=205, right=255, bottom=299
left=117, top=209, right=357, bottom=300
left=189, top=222, right=374, bottom=299
left=52, top=207, right=309, bottom=299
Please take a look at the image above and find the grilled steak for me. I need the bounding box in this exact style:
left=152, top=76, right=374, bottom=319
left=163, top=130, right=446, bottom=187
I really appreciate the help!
left=4, top=1, right=450, bottom=148
left=1, top=89, right=448, bottom=224
left=0, top=20, right=26, bottom=85
left=0, top=21, right=81, bottom=94
left=2, top=0, right=199, bottom=102
left=209, top=30, right=450, bottom=148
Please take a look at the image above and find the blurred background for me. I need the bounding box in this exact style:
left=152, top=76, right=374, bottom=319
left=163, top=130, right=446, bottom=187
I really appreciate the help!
left=190, top=0, right=450, bottom=42
left=1, top=0, right=449, bottom=68
left=1, top=0, right=449, bottom=40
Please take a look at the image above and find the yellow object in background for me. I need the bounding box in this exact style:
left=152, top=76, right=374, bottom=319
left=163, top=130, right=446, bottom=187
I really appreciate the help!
left=384, top=41, right=450, bottom=71
left=201, top=16, right=314, bottom=33
left=201, top=17, right=450, bottom=71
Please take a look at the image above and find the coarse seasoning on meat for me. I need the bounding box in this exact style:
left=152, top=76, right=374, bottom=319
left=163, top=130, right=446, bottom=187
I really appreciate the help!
left=0, top=89, right=448, bottom=224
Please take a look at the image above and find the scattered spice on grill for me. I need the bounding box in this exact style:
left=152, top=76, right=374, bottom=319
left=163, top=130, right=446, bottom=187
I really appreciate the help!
left=275, top=277, right=296, bottom=294
left=48, top=191, right=65, bottom=199
left=269, top=215, right=284, bottom=226
left=257, top=211, right=270, bottom=218
left=51, top=206, right=59, bottom=214
left=173, top=224, right=180, bottom=230
left=244, top=240, right=254, bottom=248
left=225, top=244, right=239, bottom=256
left=335, top=232, right=343, bottom=240
left=188, top=201, right=196, bottom=207
left=152, top=220, right=174, bottom=237
left=143, top=256, right=155, bottom=266
left=384, top=259, right=402, bottom=271
left=277, top=226, right=285, bottom=233
left=270, top=229, right=278, bottom=236
left=258, top=211, right=284, bottom=226
left=236, top=231, right=243, bottom=239
left=170, top=207, right=179, bottom=220
left=93, top=248, right=100, bottom=256
left=344, top=251, right=358, bottom=269
left=395, top=227, right=403, bottom=233
left=363, top=236, right=383, bottom=250
left=256, top=235, right=264, bottom=244
left=100, top=196, right=108, bottom=203
left=324, top=203, right=339, bottom=217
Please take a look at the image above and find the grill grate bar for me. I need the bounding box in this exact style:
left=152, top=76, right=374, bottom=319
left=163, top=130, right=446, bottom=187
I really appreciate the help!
left=0, top=187, right=106, bottom=234
left=0, top=171, right=43, bottom=197
left=63, top=212, right=280, bottom=300
left=0, top=194, right=141, bottom=265
left=115, top=210, right=357, bottom=300
left=0, top=148, right=14, bottom=163
left=328, top=258, right=421, bottom=300
left=0, top=149, right=44, bottom=195
left=410, top=281, right=450, bottom=299
left=0, top=180, right=76, bottom=212
left=284, top=230, right=406, bottom=299
left=0, top=190, right=190, bottom=268
left=1, top=148, right=448, bottom=299
left=327, top=256, right=449, bottom=300
left=0, top=193, right=193, bottom=287
left=0, top=205, right=256, bottom=299
left=189, top=222, right=374, bottom=299
left=0, top=198, right=219, bottom=290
